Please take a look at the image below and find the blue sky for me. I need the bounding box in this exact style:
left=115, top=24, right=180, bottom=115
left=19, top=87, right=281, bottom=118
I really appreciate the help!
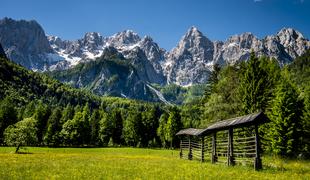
left=0, top=0, right=309, bottom=50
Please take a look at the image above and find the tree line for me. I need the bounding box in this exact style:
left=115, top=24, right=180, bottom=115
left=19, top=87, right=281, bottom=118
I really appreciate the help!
left=0, top=50, right=309, bottom=158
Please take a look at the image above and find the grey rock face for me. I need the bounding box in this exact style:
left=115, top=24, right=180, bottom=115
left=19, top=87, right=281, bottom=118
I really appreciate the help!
left=164, top=27, right=215, bottom=86
left=107, top=30, right=141, bottom=47
left=0, top=43, right=6, bottom=58
left=164, top=27, right=310, bottom=85
left=0, top=17, right=58, bottom=70
left=0, top=18, right=309, bottom=88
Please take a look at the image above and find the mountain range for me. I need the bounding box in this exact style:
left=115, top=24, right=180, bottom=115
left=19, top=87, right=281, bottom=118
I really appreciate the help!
left=0, top=17, right=309, bottom=102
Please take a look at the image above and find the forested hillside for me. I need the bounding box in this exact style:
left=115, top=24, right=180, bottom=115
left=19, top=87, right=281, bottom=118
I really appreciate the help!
left=0, top=55, right=181, bottom=148
left=0, top=50, right=309, bottom=158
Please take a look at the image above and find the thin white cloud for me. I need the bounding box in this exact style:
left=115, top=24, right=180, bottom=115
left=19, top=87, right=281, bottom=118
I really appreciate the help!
left=254, top=0, right=262, bottom=2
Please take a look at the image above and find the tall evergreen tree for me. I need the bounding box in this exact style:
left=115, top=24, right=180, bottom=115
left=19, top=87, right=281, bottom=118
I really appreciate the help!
left=123, top=110, right=142, bottom=147
left=44, top=107, right=62, bottom=146
left=33, top=101, right=51, bottom=144
left=267, top=69, right=302, bottom=157
left=203, top=63, right=221, bottom=101
left=61, top=104, right=75, bottom=124
left=0, top=96, right=17, bottom=143
left=98, top=111, right=112, bottom=146
left=238, top=52, right=278, bottom=114
left=90, top=109, right=101, bottom=145
left=165, top=107, right=182, bottom=148
left=157, top=112, right=169, bottom=148
left=110, top=109, right=123, bottom=145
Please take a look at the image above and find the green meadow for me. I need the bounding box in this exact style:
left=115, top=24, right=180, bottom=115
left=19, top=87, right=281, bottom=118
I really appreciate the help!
left=0, top=147, right=309, bottom=179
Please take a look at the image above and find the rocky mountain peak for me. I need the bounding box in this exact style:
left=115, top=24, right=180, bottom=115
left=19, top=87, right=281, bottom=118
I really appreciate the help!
left=277, top=28, right=304, bottom=41
left=186, top=26, right=202, bottom=37
left=81, top=32, right=104, bottom=50
left=276, top=28, right=310, bottom=58
left=0, top=17, right=56, bottom=70
left=109, top=30, right=141, bottom=46
left=140, top=35, right=154, bottom=44
left=0, top=17, right=53, bottom=54
left=100, top=46, right=124, bottom=60
left=172, top=26, right=213, bottom=57
left=225, top=32, right=261, bottom=50
left=83, top=32, right=103, bottom=43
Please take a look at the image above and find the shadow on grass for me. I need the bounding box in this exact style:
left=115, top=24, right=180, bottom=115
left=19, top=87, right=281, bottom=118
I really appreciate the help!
left=16, top=151, right=33, bottom=154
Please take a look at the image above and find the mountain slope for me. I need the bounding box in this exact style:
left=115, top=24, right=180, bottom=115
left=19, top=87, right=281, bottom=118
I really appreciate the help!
left=1, top=18, right=309, bottom=88
left=49, top=48, right=162, bottom=102
left=163, top=27, right=310, bottom=85
left=0, top=17, right=62, bottom=71
left=0, top=50, right=101, bottom=107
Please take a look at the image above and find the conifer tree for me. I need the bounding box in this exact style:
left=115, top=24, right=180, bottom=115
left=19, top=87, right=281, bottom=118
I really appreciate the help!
left=44, top=107, right=62, bottom=146
left=98, top=111, right=112, bottom=146
left=267, top=69, right=302, bottom=157
left=157, top=112, right=169, bottom=148
left=239, top=52, right=278, bottom=114
left=33, top=101, right=51, bottom=144
left=165, top=107, right=182, bottom=148
left=90, top=109, right=101, bottom=145
left=0, top=96, right=17, bottom=143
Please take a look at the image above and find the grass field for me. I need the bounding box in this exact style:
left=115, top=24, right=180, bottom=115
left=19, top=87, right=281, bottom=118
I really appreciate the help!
left=0, top=147, right=309, bottom=179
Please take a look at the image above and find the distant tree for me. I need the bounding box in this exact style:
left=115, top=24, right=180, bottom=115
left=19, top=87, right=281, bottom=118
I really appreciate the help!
left=23, top=101, right=36, bottom=118
left=141, top=106, right=158, bottom=146
left=60, top=103, right=91, bottom=146
left=123, top=110, right=142, bottom=147
left=203, top=63, right=221, bottom=101
left=267, top=69, right=302, bottom=157
left=165, top=107, right=182, bottom=148
left=0, top=96, right=17, bottom=143
left=4, top=117, right=38, bottom=153
left=81, top=103, right=91, bottom=144
left=181, top=105, right=202, bottom=128
left=61, top=112, right=84, bottom=145
left=33, top=101, right=51, bottom=144
left=98, top=111, right=112, bottom=146
left=44, top=107, right=62, bottom=146
left=110, top=109, right=123, bottom=145
left=157, top=112, right=169, bottom=148
left=90, top=109, right=101, bottom=145
left=61, top=104, right=75, bottom=124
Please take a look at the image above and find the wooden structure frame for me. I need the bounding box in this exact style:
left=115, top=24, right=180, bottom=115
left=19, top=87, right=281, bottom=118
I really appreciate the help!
left=176, top=112, right=269, bottom=170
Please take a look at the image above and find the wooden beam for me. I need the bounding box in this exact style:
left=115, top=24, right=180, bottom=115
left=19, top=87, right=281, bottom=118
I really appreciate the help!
left=212, top=133, right=217, bottom=163
left=201, top=136, right=204, bottom=162
left=254, top=125, right=262, bottom=170
left=228, top=128, right=235, bottom=166
left=180, top=139, right=183, bottom=158
left=188, top=136, right=192, bottom=160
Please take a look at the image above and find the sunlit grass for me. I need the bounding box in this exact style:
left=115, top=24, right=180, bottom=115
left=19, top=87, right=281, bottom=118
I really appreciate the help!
left=0, top=147, right=309, bottom=179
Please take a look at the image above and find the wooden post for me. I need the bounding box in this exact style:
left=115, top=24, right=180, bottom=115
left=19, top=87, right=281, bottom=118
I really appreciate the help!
left=201, top=136, right=205, bottom=162
left=188, top=136, right=192, bottom=160
left=254, top=125, right=262, bottom=170
left=228, top=128, right=235, bottom=166
left=211, top=133, right=217, bottom=163
left=180, top=139, right=183, bottom=158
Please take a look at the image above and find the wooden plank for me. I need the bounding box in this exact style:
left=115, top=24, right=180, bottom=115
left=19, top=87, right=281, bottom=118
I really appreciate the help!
left=254, top=125, right=262, bottom=170
left=233, top=136, right=255, bottom=141
left=188, top=136, right=192, bottom=160
left=212, top=133, right=217, bottom=163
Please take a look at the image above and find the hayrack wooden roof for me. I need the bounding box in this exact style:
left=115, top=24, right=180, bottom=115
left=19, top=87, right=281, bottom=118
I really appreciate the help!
left=176, top=128, right=205, bottom=136
left=176, top=112, right=269, bottom=136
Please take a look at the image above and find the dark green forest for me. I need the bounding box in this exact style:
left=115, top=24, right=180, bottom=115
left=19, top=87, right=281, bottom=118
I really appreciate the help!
left=0, top=50, right=309, bottom=158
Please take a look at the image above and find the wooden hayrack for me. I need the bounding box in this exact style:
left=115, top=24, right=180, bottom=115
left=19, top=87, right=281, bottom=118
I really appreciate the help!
left=176, top=112, right=269, bottom=170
